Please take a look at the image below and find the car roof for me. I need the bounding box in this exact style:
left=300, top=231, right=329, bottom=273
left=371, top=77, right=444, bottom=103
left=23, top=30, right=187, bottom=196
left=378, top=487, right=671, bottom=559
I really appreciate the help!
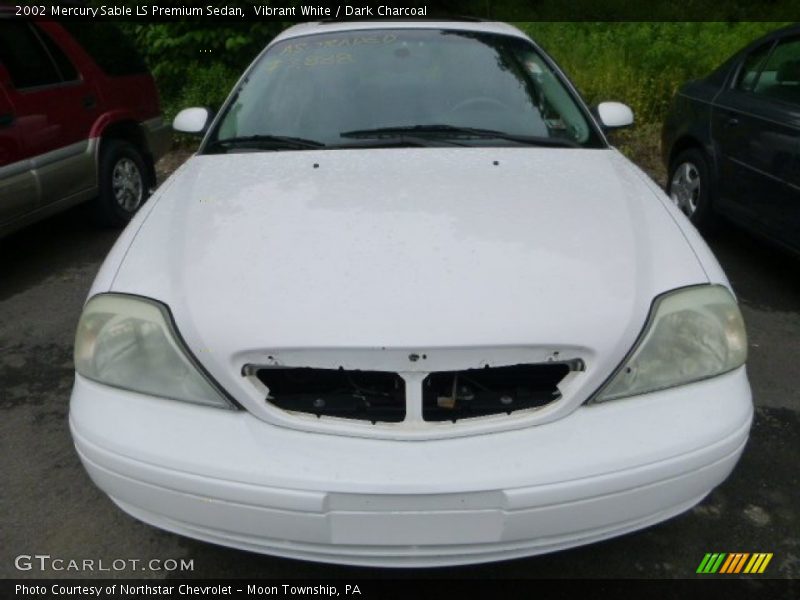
left=273, top=20, right=530, bottom=44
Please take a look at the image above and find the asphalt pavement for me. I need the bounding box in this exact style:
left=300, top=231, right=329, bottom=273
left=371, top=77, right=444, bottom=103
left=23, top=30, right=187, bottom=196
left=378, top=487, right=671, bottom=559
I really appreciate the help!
left=1, top=179, right=798, bottom=580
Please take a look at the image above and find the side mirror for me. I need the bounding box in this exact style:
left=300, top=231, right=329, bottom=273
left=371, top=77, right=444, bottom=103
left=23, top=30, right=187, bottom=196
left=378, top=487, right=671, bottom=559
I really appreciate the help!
left=173, top=107, right=212, bottom=134
left=596, top=102, right=634, bottom=130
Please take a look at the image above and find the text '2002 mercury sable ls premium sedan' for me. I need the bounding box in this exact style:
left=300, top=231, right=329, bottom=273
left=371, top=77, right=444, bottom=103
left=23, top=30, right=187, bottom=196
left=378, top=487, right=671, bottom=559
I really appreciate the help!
left=69, top=21, right=752, bottom=567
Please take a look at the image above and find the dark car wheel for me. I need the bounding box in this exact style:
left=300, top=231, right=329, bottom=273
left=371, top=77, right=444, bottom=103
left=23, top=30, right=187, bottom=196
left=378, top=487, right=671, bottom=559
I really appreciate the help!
left=92, top=140, right=150, bottom=227
left=667, top=148, right=717, bottom=230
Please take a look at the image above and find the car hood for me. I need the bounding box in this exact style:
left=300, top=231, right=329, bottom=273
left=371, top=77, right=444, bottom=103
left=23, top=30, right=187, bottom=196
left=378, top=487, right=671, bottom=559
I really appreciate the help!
left=110, top=148, right=708, bottom=406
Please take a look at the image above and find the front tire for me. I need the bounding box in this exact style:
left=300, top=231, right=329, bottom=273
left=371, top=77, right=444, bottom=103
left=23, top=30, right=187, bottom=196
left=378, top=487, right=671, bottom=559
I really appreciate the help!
left=92, top=140, right=150, bottom=227
left=667, top=148, right=716, bottom=230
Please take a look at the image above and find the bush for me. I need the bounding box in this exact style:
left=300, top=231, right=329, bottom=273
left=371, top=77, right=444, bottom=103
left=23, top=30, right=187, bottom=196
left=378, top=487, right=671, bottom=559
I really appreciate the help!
left=162, top=62, right=241, bottom=118
left=118, top=21, right=287, bottom=119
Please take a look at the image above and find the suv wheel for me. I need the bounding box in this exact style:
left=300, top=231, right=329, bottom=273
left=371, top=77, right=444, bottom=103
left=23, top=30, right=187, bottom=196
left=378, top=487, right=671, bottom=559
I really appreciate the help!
left=667, top=148, right=716, bottom=230
left=92, top=140, right=150, bottom=227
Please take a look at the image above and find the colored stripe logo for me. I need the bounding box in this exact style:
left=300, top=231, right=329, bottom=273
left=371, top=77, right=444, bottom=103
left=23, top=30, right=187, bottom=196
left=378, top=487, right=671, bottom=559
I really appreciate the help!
left=697, top=553, right=773, bottom=574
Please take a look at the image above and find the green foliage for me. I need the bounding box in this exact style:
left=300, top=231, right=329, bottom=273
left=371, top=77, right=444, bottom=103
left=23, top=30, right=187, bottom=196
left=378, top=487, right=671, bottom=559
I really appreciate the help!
left=173, top=62, right=241, bottom=116
left=519, top=22, right=790, bottom=124
left=117, top=21, right=287, bottom=118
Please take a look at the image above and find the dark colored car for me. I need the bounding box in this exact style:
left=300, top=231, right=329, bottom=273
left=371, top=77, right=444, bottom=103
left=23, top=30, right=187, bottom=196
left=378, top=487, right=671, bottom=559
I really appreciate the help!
left=662, top=24, right=800, bottom=253
left=0, top=16, right=170, bottom=237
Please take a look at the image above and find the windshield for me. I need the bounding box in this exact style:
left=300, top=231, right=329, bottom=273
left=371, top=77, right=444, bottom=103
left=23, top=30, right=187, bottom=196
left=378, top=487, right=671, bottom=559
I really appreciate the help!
left=206, top=28, right=605, bottom=151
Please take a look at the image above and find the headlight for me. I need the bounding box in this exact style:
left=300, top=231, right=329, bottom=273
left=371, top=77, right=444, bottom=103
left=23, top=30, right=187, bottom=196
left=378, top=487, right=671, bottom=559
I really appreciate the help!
left=593, top=285, right=747, bottom=403
left=74, top=294, right=234, bottom=409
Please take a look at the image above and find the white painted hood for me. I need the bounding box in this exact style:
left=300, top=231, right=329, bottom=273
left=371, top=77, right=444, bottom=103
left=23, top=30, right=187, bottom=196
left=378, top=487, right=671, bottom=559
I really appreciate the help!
left=109, top=147, right=709, bottom=411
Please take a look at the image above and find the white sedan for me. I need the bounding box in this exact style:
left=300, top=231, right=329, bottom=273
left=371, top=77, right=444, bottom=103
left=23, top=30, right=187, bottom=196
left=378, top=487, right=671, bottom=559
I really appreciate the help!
left=69, top=21, right=751, bottom=567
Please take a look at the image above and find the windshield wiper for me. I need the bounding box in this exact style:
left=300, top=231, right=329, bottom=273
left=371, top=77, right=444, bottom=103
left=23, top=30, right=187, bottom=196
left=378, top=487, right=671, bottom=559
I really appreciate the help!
left=339, top=125, right=580, bottom=148
left=332, top=136, right=466, bottom=149
left=206, top=134, right=326, bottom=152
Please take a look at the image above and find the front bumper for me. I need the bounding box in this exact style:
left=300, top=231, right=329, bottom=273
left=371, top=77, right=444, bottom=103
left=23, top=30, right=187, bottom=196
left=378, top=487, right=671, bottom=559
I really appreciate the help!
left=69, top=367, right=752, bottom=567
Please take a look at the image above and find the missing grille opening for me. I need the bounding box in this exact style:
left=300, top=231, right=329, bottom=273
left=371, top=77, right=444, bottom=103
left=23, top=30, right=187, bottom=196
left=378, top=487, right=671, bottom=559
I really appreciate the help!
left=422, top=363, right=570, bottom=422
left=255, top=367, right=405, bottom=423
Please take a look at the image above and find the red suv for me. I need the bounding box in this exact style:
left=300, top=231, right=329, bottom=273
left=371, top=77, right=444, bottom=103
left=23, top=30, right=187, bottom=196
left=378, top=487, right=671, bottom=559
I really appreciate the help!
left=0, top=17, right=170, bottom=236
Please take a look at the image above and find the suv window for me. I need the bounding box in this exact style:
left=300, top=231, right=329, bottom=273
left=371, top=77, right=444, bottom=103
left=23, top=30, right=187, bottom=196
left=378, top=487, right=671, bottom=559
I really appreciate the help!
left=735, top=42, right=773, bottom=92
left=0, top=21, right=62, bottom=89
left=37, top=26, right=79, bottom=82
left=753, top=37, right=800, bottom=105
left=60, top=22, right=147, bottom=76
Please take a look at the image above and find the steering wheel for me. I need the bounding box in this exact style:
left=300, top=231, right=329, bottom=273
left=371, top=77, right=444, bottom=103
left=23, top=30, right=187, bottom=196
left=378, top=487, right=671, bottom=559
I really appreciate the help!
left=449, top=97, right=511, bottom=114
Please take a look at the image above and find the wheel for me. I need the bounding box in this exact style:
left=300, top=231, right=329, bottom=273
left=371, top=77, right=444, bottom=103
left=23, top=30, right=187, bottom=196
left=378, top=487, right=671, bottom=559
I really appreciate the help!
left=667, top=148, right=717, bottom=230
left=92, top=140, right=150, bottom=227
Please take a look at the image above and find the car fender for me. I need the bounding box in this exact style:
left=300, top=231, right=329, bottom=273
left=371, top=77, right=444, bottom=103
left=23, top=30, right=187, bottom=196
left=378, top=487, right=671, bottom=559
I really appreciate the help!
left=665, top=88, right=717, bottom=167
left=89, top=110, right=144, bottom=141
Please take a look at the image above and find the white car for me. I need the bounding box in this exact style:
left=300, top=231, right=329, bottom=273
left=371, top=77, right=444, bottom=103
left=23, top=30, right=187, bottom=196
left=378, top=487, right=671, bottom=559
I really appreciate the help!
left=69, top=21, right=752, bottom=567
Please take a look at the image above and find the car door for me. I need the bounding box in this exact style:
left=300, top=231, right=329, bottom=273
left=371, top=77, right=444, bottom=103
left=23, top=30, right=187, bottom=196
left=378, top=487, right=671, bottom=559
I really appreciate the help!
left=711, top=36, right=800, bottom=245
left=0, top=75, right=16, bottom=163
left=0, top=19, right=99, bottom=214
left=0, top=58, right=38, bottom=225
left=748, top=37, right=800, bottom=251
